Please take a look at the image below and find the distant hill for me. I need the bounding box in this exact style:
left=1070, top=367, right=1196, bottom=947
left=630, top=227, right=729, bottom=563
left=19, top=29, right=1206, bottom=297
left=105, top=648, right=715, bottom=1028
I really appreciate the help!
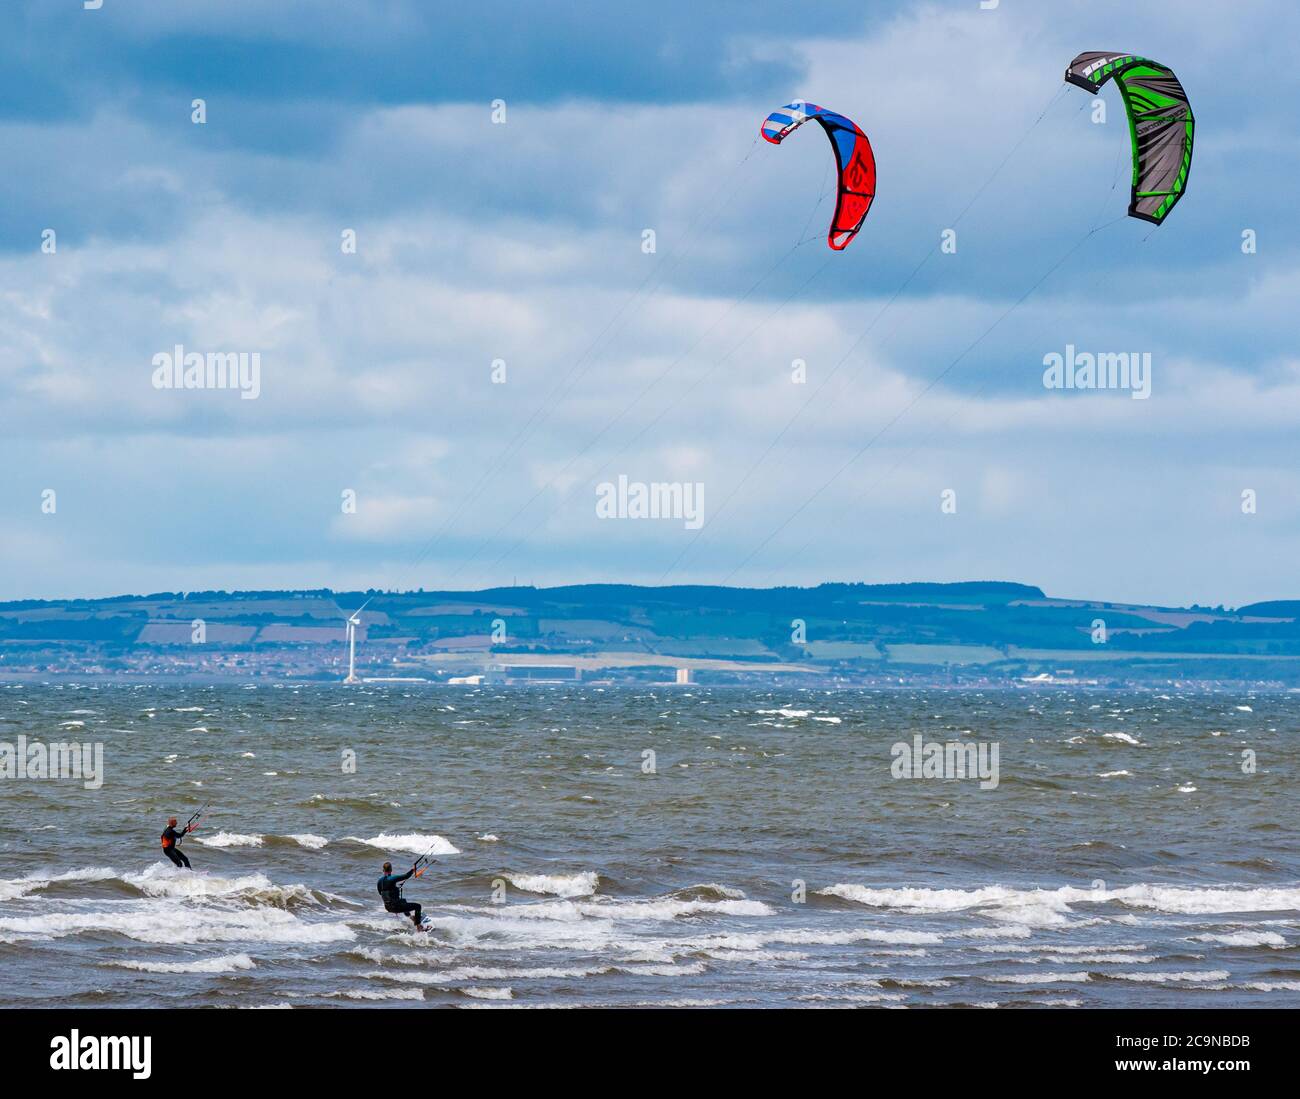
left=1236, top=601, right=1300, bottom=619
left=2, top=581, right=1299, bottom=685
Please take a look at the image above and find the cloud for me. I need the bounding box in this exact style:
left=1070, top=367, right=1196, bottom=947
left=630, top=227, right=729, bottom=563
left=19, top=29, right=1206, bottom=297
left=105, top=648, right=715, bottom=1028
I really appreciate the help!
left=1, top=1, right=1298, bottom=606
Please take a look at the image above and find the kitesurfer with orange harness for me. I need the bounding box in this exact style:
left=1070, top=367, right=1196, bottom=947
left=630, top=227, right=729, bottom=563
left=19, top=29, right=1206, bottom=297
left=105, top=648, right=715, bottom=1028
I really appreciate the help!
left=160, top=804, right=205, bottom=869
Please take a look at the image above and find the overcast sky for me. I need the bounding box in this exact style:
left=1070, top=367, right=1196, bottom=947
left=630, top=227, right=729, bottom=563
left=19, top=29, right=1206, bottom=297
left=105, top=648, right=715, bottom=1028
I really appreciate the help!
left=1, top=0, right=1296, bottom=606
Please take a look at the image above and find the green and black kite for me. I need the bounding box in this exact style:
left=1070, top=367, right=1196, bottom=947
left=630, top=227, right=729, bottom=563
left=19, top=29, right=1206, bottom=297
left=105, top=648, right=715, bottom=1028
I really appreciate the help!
left=1065, top=52, right=1194, bottom=225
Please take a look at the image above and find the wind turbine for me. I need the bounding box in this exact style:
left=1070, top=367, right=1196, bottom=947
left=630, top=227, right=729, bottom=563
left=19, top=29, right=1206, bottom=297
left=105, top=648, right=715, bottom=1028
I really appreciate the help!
left=343, top=611, right=362, bottom=684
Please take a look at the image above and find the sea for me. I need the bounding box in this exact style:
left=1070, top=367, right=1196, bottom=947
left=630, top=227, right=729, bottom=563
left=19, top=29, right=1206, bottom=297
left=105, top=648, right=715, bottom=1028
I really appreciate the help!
left=1, top=682, right=1296, bottom=1008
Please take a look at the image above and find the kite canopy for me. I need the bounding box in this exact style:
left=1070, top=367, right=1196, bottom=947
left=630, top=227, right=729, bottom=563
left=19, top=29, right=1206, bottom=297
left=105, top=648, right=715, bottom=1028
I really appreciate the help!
left=1064, top=52, right=1194, bottom=225
left=760, top=101, right=876, bottom=249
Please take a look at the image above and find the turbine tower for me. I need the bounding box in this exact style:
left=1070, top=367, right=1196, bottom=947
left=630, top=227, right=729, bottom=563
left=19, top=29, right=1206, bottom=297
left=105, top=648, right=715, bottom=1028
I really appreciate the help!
left=344, top=612, right=361, bottom=684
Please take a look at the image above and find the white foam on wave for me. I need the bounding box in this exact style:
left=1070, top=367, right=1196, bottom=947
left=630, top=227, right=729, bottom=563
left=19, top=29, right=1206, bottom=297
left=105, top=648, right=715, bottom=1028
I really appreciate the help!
left=505, top=872, right=599, bottom=898
left=352, top=946, right=453, bottom=968
left=1108, top=970, right=1230, bottom=983
left=0, top=905, right=354, bottom=946
left=822, top=884, right=1073, bottom=928
left=367, top=962, right=604, bottom=982
left=351, top=833, right=460, bottom=856
left=288, top=834, right=329, bottom=850
left=698, top=947, right=809, bottom=963
left=633, top=996, right=748, bottom=1008
left=1044, top=953, right=1157, bottom=964
left=796, top=991, right=907, bottom=1004
left=820, top=882, right=1300, bottom=919
left=1189, top=931, right=1286, bottom=948
left=121, top=864, right=355, bottom=909
left=1102, top=732, right=1141, bottom=745
left=462, top=986, right=513, bottom=1000
left=1111, top=884, right=1300, bottom=915
left=668, top=928, right=936, bottom=964
left=468, top=924, right=935, bottom=965
left=329, top=988, right=424, bottom=1001
left=888, top=977, right=954, bottom=988
left=986, top=971, right=1092, bottom=984
left=415, top=901, right=782, bottom=959
left=822, top=883, right=1027, bottom=912
left=781, top=926, right=940, bottom=946
left=107, top=953, right=256, bottom=974
left=988, top=903, right=1074, bottom=929
left=680, top=883, right=747, bottom=900
left=958, top=925, right=1034, bottom=940
left=454, top=895, right=771, bottom=923
left=978, top=942, right=1149, bottom=955
left=0, top=867, right=117, bottom=902
left=195, top=832, right=264, bottom=848
left=618, top=961, right=707, bottom=977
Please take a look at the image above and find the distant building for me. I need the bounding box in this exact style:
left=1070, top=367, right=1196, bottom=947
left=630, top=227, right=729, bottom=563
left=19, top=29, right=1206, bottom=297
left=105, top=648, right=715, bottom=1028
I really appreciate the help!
left=486, top=664, right=581, bottom=684
left=675, top=667, right=694, bottom=685
left=361, top=676, right=429, bottom=683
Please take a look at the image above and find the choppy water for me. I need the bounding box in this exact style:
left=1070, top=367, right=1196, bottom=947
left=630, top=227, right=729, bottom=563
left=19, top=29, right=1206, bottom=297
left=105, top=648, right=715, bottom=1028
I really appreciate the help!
left=1, top=683, right=1297, bottom=1008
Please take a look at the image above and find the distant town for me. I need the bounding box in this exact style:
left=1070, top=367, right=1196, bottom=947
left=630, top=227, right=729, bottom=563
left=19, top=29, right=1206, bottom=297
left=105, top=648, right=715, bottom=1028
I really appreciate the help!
left=2, top=581, right=1299, bottom=687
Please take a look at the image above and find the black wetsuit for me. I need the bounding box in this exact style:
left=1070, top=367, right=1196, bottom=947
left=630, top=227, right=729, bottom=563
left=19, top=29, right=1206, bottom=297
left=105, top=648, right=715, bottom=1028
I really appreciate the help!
left=377, top=869, right=421, bottom=924
left=161, top=825, right=191, bottom=869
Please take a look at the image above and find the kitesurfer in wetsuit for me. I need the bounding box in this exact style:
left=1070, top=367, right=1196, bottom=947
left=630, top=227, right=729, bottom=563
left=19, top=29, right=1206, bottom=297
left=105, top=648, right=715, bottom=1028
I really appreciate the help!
left=160, top=817, right=193, bottom=869
left=377, top=861, right=422, bottom=928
